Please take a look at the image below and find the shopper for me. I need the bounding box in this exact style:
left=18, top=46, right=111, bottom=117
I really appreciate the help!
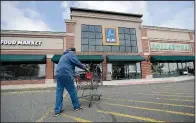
left=54, top=48, right=88, bottom=117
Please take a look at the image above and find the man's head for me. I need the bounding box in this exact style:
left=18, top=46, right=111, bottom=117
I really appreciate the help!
left=68, top=47, right=76, bottom=54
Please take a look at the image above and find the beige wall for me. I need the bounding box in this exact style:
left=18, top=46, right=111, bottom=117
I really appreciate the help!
left=147, top=30, right=190, bottom=41
left=1, top=36, right=65, bottom=50
left=72, top=16, right=143, bottom=52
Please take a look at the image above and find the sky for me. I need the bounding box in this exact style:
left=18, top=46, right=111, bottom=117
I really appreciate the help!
left=1, top=1, right=194, bottom=32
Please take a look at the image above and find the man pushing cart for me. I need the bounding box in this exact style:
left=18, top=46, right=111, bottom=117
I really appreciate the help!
left=54, top=47, right=102, bottom=117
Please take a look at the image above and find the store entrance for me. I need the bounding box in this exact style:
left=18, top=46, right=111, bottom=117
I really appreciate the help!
left=111, top=62, right=141, bottom=80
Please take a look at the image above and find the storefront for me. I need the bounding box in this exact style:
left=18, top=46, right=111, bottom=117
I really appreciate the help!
left=141, top=26, right=195, bottom=78
left=1, top=30, right=66, bottom=85
left=1, top=7, right=195, bottom=85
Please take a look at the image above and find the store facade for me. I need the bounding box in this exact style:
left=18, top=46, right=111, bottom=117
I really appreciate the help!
left=1, top=30, right=66, bottom=85
left=1, top=7, right=195, bottom=85
left=141, top=26, right=195, bottom=78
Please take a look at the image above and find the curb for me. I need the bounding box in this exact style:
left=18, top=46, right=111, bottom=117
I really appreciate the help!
left=1, top=87, right=56, bottom=92
left=1, top=79, right=194, bottom=92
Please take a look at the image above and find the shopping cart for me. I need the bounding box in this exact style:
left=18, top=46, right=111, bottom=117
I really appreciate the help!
left=75, top=69, right=102, bottom=108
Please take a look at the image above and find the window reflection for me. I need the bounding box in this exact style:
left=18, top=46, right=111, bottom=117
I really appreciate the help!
left=168, top=63, right=178, bottom=76
left=152, top=62, right=195, bottom=78
left=1, top=64, right=46, bottom=81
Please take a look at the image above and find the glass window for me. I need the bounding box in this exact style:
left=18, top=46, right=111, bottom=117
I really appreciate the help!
left=130, top=29, right=136, bottom=34
left=125, top=40, right=131, bottom=46
left=89, top=45, right=95, bottom=51
left=152, top=63, right=160, bottom=75
left=81, top=25, right=89, bottom=31
left=96, top=46, right=103, bottom=52
left=178, top=63, right=182, bottom=69
left=182, top=63, right=187, bottom=70
left=54, top=64, right=57, bottom=75
left=125, top=28, right=130, bottom=34
left=95, top=33, right=102, bottom=39
left=1, top=64, right=46, bottom=81
left=131, top=41, right=137, bottom=46
left=160, top=63, right=170, bottom=75
left=129, top=64, right=136, bottom=79
left=131, top=35, right=136, bottom=40
left=187, top=62, right=194, bottom=69
left=119, top=34, right=125, bottom=40
left=95, top=39, right=102, bottom=45
left=136, top=62, right=141, bottom=73
left=82, top=45, right=89, bottom=52
left=187, top=62, right=194, bottom=75
left=112, top=46, right=119, bottom=52
left=120, top=46, right=126, bottom=52
left=125, top=34, right=130, bottom=40
left=131, top=47, right=137, bottom=53
left=126, top=47, right=132, bottom=52
left=89, top=39, right=96, bottom=45
left=94, top=26, right=101, bottom=32
left=169, top=63, right=178, bottom=75
left=89, top=32, right=96, bottom=39
left=118, top=27, right=124, bottom=33
left=82, top=32, right=89, bottom=38
left=82, top=38, right=88, bottom=45
left=120, top=40, right=125, bottom=45
left=103, top=46, right=111, bottom=52
left=89, top=25, right=95, bottom=32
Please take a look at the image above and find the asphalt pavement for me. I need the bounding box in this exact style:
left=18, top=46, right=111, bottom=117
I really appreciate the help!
left=1, top=80, right=195, bottom=122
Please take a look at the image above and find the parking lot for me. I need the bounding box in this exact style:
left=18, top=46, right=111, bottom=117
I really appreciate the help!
left=1, top=80, right=195, bottom=122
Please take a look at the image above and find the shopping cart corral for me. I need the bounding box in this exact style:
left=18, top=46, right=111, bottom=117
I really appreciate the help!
left=75, top=69, right=102, bottom=108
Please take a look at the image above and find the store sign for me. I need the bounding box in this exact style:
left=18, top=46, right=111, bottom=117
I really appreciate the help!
left=1, top=40, right=42, bottom=46
left=150, top=42, right=191, bottom=52
left=102, top=26, right=119, bottom=46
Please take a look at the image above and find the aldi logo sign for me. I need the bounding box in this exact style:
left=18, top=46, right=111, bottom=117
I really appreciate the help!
left=102, top=26, right=119, bottom=46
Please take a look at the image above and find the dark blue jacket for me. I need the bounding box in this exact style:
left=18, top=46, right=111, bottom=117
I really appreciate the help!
left=55, top=50, right=85, bottom=77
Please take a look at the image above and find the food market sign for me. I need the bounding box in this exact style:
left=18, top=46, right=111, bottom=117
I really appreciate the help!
left=1, top=40, right=42, bottom=46
left=150, top=42, right=191, bottom=52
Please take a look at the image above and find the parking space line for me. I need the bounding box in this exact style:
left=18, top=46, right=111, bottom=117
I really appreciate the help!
left=131, top=93, right=194, bottom=99
left=157, top=89, right=194, bottom=92
left=97, top=110, right=164, bottom=122
left=103, top=92, right=194, bottom=102
left=103, top=97, right=194, bottom=108
left=155, top=98, right=194, bottom=102
left=104, top=102, right=195, bottom=117
left=2, top=90, right=54, bottom=95
left=36, top=93, right=67, bottom=122
left=61, top=114, right=91, bottom=122
left=152, top=91, right=194, bottom=95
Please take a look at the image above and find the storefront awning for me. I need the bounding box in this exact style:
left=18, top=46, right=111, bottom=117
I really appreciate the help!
left=1, top=54, right=46, bottom=63
left=150, top=55, right=195, bottom=62
left=107, top=55, right=146, bottom=62
left=51, top=55, right=104, bottom=64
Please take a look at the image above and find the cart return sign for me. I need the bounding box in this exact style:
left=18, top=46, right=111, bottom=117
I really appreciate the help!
left=150, top=42, right=192, bottom=52
left=1, top=40, right=42, bottom=46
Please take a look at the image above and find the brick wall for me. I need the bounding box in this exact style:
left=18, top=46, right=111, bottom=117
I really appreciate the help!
left=102, top=55, right=107, bottom=80
left=66, top=22, right=75, bottom=49
left=141, top=55, right=152, bottom=79
left=46, top=58, right=54, bottom=79
left=141, top=29, right=149, bottom=52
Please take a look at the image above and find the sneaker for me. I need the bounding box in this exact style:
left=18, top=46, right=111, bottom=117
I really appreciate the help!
left=54, top=110, right=64, bottom=117
left=74, top=105, right=83, bottom=111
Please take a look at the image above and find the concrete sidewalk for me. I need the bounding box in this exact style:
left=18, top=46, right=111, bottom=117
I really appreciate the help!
left=1, top=76, right=194, bottom=91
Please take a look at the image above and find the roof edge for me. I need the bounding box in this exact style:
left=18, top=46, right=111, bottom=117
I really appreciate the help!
left=1, top=30, right=66, bottom=36
left=141, top=25, right=194, bottom=32
left=70, top=7, right=143, bottom=18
